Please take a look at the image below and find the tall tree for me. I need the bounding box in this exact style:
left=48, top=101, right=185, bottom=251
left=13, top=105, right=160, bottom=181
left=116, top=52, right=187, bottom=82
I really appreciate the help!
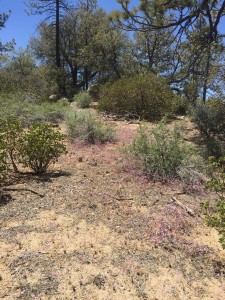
left=132, top=28, right=177, bottom=77
left=111, top=0, right=225, bottom=103
left=180, top=18, right=225, bottom=103
left=29, top=4, right=132, bottom=93
left=26, top=0, right=69, bottom=68
left=111, top=1, right=225, bottom=43
left=77, top=0, right=98, bottom=89
left=112, top=1, right=225, bottom=71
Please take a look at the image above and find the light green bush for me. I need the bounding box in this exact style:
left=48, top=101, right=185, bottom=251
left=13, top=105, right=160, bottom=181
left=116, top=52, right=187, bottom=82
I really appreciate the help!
left=0, top=93, right=70, bottom=126
left=125, top=120, right=204, bottom=182
left=99, top=73, right=182, bottom=121
left=65, top=110, right=116, bottom=144
left=75, top=92, right=92, bottom=109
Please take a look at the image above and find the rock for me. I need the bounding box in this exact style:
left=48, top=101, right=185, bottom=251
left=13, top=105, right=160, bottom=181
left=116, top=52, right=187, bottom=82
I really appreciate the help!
left=49, top=94, right=61, bottom=102
left=93, top=274, right=106, bottom=288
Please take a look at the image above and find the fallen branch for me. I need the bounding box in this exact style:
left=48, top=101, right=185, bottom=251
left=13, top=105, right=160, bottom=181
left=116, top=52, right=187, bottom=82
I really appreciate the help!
left=1, top=188, right=45, bottom=198
left=171, top=197, right=195, bottom=216
left=152, top=198, right=160, bottom=206
left=161, top=191, right=184, bottom=195
left=103, top=192, right=133, bottom=201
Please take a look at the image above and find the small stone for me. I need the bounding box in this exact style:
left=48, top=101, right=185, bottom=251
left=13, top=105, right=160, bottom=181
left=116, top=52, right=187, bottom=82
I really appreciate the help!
left=93, top=274, right=106, bottom=289
left=72, top=286, right=76, bottom=292
left=89, top=204, right=97, bottom=209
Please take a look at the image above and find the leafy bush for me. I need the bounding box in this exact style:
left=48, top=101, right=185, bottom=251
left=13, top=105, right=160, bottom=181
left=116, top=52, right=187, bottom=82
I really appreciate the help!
left=75, top=92, right=92, bottom=109
left=0, top=138, right=7, bottom=176
left=0, top=116, right=67, bottom=175
left=0, top=117, right=24, bottom=172
left=20, top=123, right=67, bottom=174
left=125, top=120, right=204, bottom=182
left=33, top=101, right=69, bottom=124
left=178, top=154, right=207, bottom=185
left=202, top=157, right=225, bottom=248
left=192, top=99, right=225, bottom=158
left=204, top=138, right=225, bottom=159
left=65, top=110, right=116, bottom=144
left=0, top=55, right=66, bottom=101
left=192, top=99, right=225, bottom=139
left=99, top=73, right=182, bottom=121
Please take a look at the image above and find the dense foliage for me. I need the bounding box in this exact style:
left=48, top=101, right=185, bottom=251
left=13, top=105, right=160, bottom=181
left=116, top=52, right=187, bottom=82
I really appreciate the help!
left=0, top=117, right=24, bottom=173
left=75, top=92, right=92, bottom=108
left=112, top=0, right=225, bottom=103
left=1, top=1, right=225, bottom=104
left=20, top=123, right=67, bottom=174
left=99, top=73, right=182, bottom=121
left=192, top=99, right=225, bottom=158
left=0, top=118, right=67, bottom=175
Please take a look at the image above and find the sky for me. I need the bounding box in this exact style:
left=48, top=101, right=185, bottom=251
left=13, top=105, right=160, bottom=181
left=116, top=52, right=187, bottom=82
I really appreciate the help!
left=1, top=0, right=224, bottom=51
left=0, top=0, right=138, bottom=50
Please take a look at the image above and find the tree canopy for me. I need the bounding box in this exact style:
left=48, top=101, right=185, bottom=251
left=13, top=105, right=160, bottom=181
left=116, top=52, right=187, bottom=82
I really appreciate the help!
left=111, top=0, right=225, bottom=43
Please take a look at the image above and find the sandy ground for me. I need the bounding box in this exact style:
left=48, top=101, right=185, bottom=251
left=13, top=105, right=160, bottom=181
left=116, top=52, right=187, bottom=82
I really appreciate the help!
left=0, top=117, right=225, bottom=300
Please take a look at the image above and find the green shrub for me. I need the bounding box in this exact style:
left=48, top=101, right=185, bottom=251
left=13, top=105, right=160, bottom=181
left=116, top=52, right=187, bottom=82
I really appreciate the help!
left=0, top=116, right=67, bottom=175
left=178, top=154, right=207, bottom=185
left=0, top=117, right=24, bottom=172
left=0, top=138, right=7, bottom=176
left=20, top=123, right=67, bottom=174
left=35, top=101, right=69, bottom=123
left=75, top=92, right=92, bottom=109
left=192, top=99, right=225, bottom=158
left=125, top=120, right=203, bottom=182
left=192, top=99, right=225, bottom=139
left=99, top=73, right=182, bottom=121
left=65, top=110, right=116, bottom=144
left=202, top=157, right=225, bottom=248
left=204, top=138, right=225, bottom=159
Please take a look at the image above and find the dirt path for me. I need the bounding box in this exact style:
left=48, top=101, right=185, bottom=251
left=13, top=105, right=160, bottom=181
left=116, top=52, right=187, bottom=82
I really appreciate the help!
left=0, top=119, right=225, bottom=299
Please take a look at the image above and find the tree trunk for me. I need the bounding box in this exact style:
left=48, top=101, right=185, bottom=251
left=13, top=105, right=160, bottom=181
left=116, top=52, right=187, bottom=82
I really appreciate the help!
left=84, top=66, right=89, bottom=90
left=202, top=47, right=211, bottom=104
left=71, top=66, right=78, bottom=87
left=56, top=0, right=61, bottom=68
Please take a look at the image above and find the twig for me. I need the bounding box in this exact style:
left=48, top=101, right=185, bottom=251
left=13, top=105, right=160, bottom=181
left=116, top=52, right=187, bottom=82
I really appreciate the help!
left=161, top=191, right=184, bottom=195
left=103, top=193, right=133, bottom=201
left=116, top=197, right=133, bottom=201
left=171, top=197, right=195, bottom=216
left=1, top=188, right=45, bottom=198
left=152, top=198, right=160, bottom=205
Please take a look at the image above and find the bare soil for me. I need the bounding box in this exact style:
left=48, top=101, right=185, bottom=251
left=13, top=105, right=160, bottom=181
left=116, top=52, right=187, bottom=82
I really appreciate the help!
left=0, top=116, right=225, bottom=300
